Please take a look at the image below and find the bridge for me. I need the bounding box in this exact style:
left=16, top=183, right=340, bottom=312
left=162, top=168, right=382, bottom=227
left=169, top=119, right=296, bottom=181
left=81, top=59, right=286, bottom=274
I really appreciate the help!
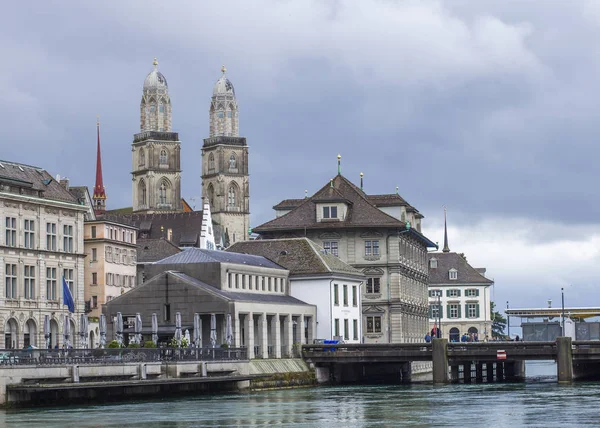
left=302, top=338, right=600, bottom=384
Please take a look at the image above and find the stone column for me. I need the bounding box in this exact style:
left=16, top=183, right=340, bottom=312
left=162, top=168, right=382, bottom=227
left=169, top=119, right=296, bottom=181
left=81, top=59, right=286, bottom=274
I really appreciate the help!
left=283, top=314, right=293, bottom=357
left=308, top=316, right=316, bottom=345
left=432, top=338, right=448, bottom=384
left=271, top=314, right=281, bottom=358
left=234, top=313, right=241, bottom=348
left=557, top=336, right=573, bottom=383
left=244, top=312, right=254, bottom=359
left=298, top=314, right=305, bottom=345
left=259, top=313, right=268, bottom=358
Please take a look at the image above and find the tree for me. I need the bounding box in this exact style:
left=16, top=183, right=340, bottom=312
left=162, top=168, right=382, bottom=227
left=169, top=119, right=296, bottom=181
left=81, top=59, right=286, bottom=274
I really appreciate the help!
left=491, top=302, right=507, bottom=338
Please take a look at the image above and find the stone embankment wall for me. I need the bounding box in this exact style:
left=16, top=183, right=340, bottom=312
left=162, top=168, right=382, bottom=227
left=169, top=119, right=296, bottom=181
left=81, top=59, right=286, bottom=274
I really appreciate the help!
left=249, top=359, right=317, bottom=389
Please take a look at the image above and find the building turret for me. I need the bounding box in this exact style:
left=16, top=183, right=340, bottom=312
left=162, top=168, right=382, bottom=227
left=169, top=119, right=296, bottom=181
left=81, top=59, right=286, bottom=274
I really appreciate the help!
left=140, top=58, right=172, bottom=132
left=209, top=65, right=239, bottom=137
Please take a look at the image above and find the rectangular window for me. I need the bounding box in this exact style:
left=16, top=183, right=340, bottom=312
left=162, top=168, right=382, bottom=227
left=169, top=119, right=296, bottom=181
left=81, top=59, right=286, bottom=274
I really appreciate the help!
left=46, top=267, right=57, bottom=300
left=322, top=206, right=338, bottom=219
left=24, top=265, right=35, bottom=300
left=5, top=217, right=16, bottom=247
left=447, top=289, right=460, bottom=297
left=343, top=284, right=348, bottom=306
left=91, top=248, right=97, bottom=261
left=217, top=111, right=224, bottom=118
left=24, top=219, right=35, bottom=249
left=465, top=289, right=479, bottom=297
left=92, top=272, right=97, bottom=285
left=449, top=304, right=460, bottom=319
left=366, top=277, right=381, bottom=294
left=227, top=111, right=232, bottom=118
left=365, top=240, right=380, bottom=256
left=46, top=222, right=56, bottom=251
left=334, top=319, right=340, bottom=337
left=91, top=226, right=96, bottom=238
left=344, top=319, right=349, bottom=340
left=366, top=316, right=382, bottom=333
left=352, top=285, right=357, bottom=306
left=429, top=289, right=442, bottom=297
left=430, top=304, right=440, bottom=319
left=5, top=264, right=17, bottom=299
left=467, top=303, right=479, bottom=319
left=63, top=225, right=73, bottom=253
left=91, top=295, right=98, bottom=308
left=353, top=319, right=358, bottom=340
left=164, top=303, right=171, bottom=321
left=323, top=241, right=339, bottom=256
left=63, top=268, right=74, bottom=296
left=333, top=283, right=339, bottom=306
left=449, top=270, right=458, bottom=280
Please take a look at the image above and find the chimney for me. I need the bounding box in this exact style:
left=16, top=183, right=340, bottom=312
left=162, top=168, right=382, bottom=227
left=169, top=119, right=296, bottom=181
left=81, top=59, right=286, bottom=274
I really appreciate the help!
left=59, top=177, right=70, bottom=190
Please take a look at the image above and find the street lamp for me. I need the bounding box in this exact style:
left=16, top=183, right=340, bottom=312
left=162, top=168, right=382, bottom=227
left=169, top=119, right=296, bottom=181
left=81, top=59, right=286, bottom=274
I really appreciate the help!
left=561, top=287, right=565, bottom=337
left=506, top=301, right=510, bottom=339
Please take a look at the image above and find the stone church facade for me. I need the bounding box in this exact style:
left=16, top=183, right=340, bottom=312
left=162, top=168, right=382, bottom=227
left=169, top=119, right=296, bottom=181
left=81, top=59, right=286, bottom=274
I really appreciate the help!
left=131, top=59, right=182, bottom=214
left=201, top=67, right=250, bottom=246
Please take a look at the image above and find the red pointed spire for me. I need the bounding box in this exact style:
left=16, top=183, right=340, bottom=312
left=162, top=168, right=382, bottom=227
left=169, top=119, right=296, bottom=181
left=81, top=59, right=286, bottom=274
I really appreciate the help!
left=93, top=117, right=107, bottom=215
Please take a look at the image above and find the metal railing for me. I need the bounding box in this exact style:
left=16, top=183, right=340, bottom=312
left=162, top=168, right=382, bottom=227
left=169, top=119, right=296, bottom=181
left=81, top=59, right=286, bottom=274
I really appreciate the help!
left=0, top=347, right=247, bottom=366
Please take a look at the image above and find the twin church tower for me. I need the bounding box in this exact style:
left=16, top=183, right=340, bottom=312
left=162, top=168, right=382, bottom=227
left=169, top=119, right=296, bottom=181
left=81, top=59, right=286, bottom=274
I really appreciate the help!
left=131, top=60, right=250, bottom=244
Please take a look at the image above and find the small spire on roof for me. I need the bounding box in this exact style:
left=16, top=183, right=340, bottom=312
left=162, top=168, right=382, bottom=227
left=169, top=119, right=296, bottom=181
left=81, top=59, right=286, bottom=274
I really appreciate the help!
left=442, top=206, right=450, bottom=253
left=396, top=186, right=399, bottom=195
left=304, top=189, right=308, bottom=199
left=337, top=154, right=341, bottom=175
left=330, top=178, right=334, bottom=188
left=221, top=64, right=227, bottom=74
left=360, top=172, right=364, bottom=191
left=153, top=57, right=158, bottom=67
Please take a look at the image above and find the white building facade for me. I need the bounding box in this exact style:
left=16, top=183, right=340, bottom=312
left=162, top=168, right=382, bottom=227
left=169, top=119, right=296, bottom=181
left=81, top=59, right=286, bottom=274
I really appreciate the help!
left=0, top=161, right=87, bottom=348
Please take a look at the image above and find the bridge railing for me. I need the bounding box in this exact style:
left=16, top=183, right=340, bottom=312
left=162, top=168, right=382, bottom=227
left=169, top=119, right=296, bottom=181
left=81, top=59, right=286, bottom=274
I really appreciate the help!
left=0, top=347, right=248, bottom=366
left=302, top=343, right=433, bottom=361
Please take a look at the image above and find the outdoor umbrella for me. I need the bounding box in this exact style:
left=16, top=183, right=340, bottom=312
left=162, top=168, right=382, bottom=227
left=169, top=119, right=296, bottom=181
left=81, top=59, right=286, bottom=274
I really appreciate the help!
left=151, top=313, right=158, bottom=346
left=64, top=315, right=71, bottom=349
left=210, top=313, right=217, bottom=348
left=99, top=314, right=107, bottom=348
left=80, top=314, right=89, bottom=349
left=184, top=330, right=191, bottom=347
left=175, top=312, right=182, bottom=347
left=193, top=313, right=201, bottom=348
left=226, top=313, right=233, bottom=347
left=116, top=312, right=123, bottom=347
left=44, top=315, right=50, bottom=349
left=135, top=313, right=142, bottom=345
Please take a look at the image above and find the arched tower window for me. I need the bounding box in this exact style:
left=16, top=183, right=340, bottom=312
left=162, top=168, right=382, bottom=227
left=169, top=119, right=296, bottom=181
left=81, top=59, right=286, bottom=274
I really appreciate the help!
left=229, top=153, right=237, bottom=171
left=150, top=104, right=156, bottom=113
left=207, top=184, right=215, bottom=209
left=159, top=182, right=167, bottom=205
left=160, top=149, right=168, bottom=165
left=227, top=184, right=237, bottom=209
left=139, top=180, right=147, bottom=206
left=208, top=153, right=215, bottom=173
left=139, top=148, right=145, bottom=167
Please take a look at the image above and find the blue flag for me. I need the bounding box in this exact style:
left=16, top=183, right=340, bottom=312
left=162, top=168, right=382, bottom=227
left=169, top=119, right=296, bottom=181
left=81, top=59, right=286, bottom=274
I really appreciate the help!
left=63, top=277, right=75, bottom=313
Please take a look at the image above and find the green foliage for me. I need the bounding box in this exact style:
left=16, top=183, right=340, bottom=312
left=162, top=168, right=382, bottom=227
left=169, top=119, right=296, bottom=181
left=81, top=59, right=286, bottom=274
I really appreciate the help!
left=491, top=302, right=507, bottom=338
left=127, top=343, right=140, bottom=348
left=181, top=337, right=189, bottom=348
left=221, top=343, right=229, bottom=349
left=143, top=340, right=156, bottom=348
left=107, top=340, right=121, bottom=349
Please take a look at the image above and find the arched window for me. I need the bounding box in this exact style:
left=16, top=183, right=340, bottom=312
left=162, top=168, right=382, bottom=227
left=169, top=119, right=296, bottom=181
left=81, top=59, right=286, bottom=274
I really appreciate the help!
left=207, top=184, right=215, bottom=208
left=228, top=185, right=237, bottom=208
left=208, top=153, right=215, bottom=172
left=150, top=104, right=156, bottom=113
left=159, top=182, right=168, bottom=205
left=159, top=104, right=164, bottom=113
left=160, top=149, right=168, bottom=165
left=139, top=148, right=145, bottom=166
left=228, top=153, right=237, bottom=171
left=139, top=180, right=147, bottom=206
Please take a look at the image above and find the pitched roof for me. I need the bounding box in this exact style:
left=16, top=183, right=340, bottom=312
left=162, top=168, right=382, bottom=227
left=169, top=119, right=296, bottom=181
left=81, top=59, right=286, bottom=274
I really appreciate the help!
left=227, top=238, right=364, bottom=277
left=273, top=199, right=305, bottom=210
left=101, top=211, right=204, bottom=247
left=169, top=272, right=309, bottom=305
left=156, top=247, right=284, bottom=270
left=255, top=174, right=408, bottom=232
left=137, top=238, right=182, bottom=263
left=0, top=160, right=79, bottom=204
left=427, top=252, right=494, bottom=285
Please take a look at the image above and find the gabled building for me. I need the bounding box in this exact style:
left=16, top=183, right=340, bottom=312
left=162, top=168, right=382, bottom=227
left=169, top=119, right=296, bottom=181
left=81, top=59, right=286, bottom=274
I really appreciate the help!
left=228, top=237, right=365, bottom=343
left=427, top=214, right=494, bottom=341
left=254, top=172, right=437, bottom=344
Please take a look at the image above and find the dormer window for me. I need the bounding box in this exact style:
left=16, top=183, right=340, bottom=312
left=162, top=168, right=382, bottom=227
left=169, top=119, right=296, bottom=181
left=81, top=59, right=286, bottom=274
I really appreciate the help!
left=449, top=269, right=458, bottom=280
left=323, top=206, right=338, bottom=219
left=429, top=258, right=438, bottom=269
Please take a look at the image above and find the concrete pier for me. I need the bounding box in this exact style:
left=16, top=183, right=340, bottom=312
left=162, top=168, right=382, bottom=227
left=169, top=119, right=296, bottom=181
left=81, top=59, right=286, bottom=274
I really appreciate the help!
left=557, top=336, right=573, bottom=383
left=432, top=339, right=448, bottom=384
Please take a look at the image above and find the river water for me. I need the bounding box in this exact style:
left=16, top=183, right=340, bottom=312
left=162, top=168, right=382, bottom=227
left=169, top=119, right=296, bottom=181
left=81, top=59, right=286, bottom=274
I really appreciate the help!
left=1, top=361, right=598, bottom=427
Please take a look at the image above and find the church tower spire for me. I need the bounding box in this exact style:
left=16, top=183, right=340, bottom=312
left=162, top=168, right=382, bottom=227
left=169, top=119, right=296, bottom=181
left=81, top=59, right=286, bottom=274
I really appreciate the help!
left=93, top=117, right=107, bottom=215
left=202, top=66, right=249, bottom=246
left=442, top=207, right=450, bottom=253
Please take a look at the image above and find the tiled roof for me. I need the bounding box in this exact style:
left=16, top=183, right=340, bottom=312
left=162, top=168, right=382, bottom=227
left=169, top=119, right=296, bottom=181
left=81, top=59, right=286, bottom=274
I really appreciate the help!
left=273, top=199, right=305, bottom=210
left=137, top=238, right=182, bottom=263
left=367, top=194, right=411, bottom=207
left=0, top=160, right=79, bottom=204
left=427, top=252, right=494, bottom=285
left=156, top=247, right=285, bottom=270
left=169, top=272, right=310, bottom=305
left=255, top=174, right=408, bottom=232
left=227, top=238, right=364, bottom=277
left=101, top=211, right=204, bottom=247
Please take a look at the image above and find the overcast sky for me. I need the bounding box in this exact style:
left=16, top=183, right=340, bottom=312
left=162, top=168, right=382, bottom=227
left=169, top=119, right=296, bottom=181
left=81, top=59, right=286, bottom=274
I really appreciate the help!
left=3, top=0, right=600, bottom=317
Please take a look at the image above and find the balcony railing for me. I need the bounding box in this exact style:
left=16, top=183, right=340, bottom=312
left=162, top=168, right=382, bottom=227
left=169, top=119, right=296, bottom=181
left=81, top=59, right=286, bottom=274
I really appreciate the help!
left=133, top=131, right=179, bottom=143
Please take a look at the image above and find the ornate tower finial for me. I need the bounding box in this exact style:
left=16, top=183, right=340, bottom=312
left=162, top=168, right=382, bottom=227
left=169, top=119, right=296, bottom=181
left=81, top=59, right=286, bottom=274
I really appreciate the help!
left=153, top=57, right=158, bottom=67
left=304, top=189, right=308, bottom=199
left=221, top=64, right=226, bottom=74
left=442, top=206, right=450, bottom=253
left=330, top=178, right=334, bottom=188
left=360, top=172, right=364, bottom=191
left=396, top=186, right=399, bottom=195
left=337, top=154, right=341, bottom=175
